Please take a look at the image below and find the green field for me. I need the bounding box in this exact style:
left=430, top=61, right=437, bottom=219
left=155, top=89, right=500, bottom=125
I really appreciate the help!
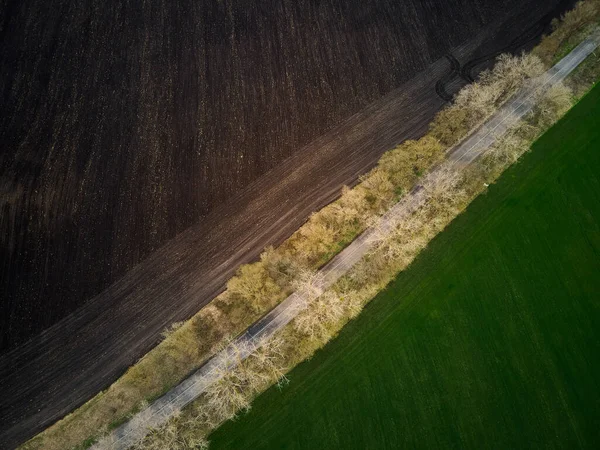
left=209, top=84, right=600, bottom=449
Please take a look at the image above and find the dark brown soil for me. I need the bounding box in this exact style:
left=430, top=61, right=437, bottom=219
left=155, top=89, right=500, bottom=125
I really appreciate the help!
left=0, top=0, right=562, bottom=350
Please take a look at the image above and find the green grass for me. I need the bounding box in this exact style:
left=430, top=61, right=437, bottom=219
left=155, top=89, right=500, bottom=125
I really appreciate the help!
left=73, top=437, right=96, bottom=450
left=209, top=84, right=600, bottom=449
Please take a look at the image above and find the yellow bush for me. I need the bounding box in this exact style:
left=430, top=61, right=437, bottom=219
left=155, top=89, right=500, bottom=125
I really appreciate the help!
left=378, top=136, right=443, bottom=186
left=226, top=262, right=281, bottom=312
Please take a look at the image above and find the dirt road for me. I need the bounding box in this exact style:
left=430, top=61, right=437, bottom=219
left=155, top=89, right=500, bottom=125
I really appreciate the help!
left=101, top=31, right=600, bottom=449
left=0, top=6, right=569, bottom=449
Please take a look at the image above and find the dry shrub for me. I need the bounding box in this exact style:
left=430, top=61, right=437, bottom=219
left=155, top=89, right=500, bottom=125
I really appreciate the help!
left=94, top=400, right=157, bottom=450
left=184, top=307, right=230, bottom=358
left=569, top=49, right=600, bottom=97
left=378, top=136, right=443, bottom=187
left=534, top=0, right=600, bottom=64
left=534, top=33, right=562, bottom=65
left=226, top=261, right=281, bottom=313
left=338, top=185, right=370, bottom=222
left=161, top=321, right=185, bottom=340
left=359, top=168, right=395, bottom=211
left=555, top=0, right=600, bottom=41
left=283, top=187, right=369, bottom=269
left=292, top=214, right=339, bottom=263
left=94, top=432, right=119, bottom=450
left=259, top=246, right=301, bottom=291
left=135, top=423, right=209, bottom=450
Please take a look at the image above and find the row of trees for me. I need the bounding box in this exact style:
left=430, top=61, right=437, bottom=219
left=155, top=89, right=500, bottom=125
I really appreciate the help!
left=133, top=74, right=577, bottom=449
left=345, top=81, right=576, bottom=304
left=131, top=73, right=577, bottom=448
left=31, top=4, right=599, bottom=450
left=209, top=48, right=558, bottom=369
left=100, top=42, right=582, bottom=450
left=430, top=53, right=546, bottom=146
left=534, top=0, right=600, bottom=65
left=125, top=337, right=287, bottom=450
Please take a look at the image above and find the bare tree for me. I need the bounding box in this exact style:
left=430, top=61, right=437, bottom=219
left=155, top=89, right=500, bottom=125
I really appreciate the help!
left=432, top=53, right=545, bottom=145
left=192, top=335, right=287, bottom=430
left=292, top=269, right=326, bottom=304
left=133, top=420, right=209, bottom=450
left=293, top=291, right=346, bottom=341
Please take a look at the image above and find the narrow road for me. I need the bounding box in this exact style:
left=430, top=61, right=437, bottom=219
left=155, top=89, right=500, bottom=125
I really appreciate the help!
left=0, top=7, right=567, bottom=449
left=101, top=28, right=600, bottom=450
